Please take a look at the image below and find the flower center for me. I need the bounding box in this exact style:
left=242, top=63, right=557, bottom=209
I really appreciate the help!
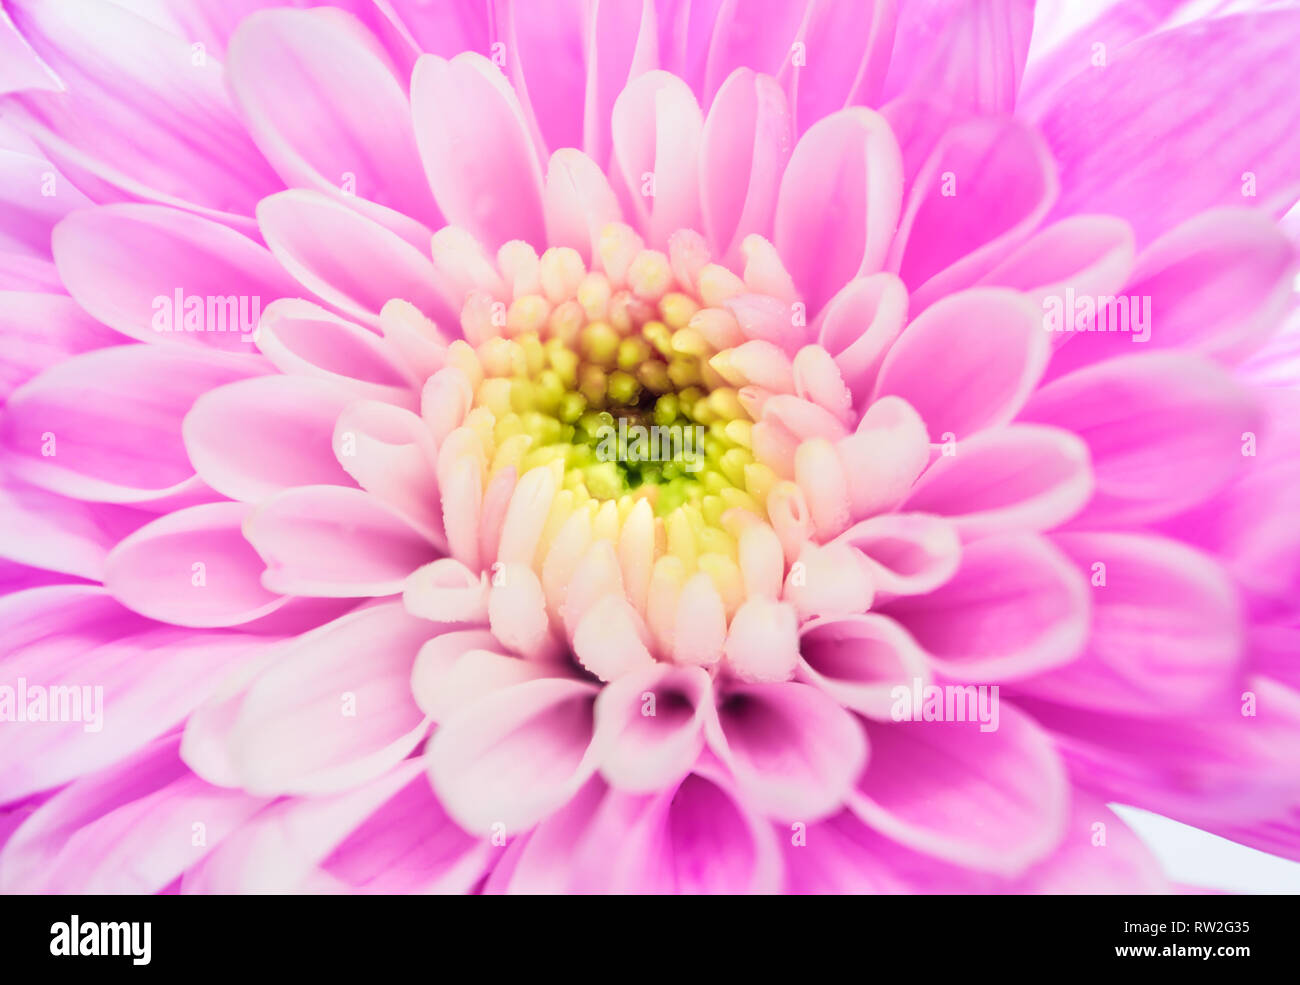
left=451, top=227, right=777, bottom=562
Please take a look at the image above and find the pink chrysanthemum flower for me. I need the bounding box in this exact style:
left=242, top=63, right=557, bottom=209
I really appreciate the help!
left=2, top=0, right=1299, bottom=894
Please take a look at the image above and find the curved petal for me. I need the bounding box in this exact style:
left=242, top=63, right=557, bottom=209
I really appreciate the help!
left=245, top=485, right=439, bottom=597
left=187, top=603, right=432, bottom=797
left=103, top=502, right=288, bottom=627
left=873, top=288, right=1048, bottom=440
left=183, top=375, right=358, bottom=503
left=226, top=9, right=441, bottom=230
left=0, top=738, right=266, bottom=893
left=0, top=585, right=269, bottom=801
left=1013, top=533, right=1243, bottom=717
left=427, top=676, right=600, bottom=834
left=411, top=52, right=546, bottom=250
left=775, top=108, right=904, bottom=313
left=851, top=702, right=1069, bottom=876
left=889, top=117, right=1058, bottom=308
left=882, top=533, right=1090, bottom=682
left=255, top=298, right=419, bottom=406
left=699, top=68, right=791, bottom=263
left=257, top=190, right=456, bottom=328
left=706, top=681, right=867, bottom=821
left=1, top=0, right=279, bottom=222
left=902, top=425, right=1093, bottom=537
left=799, top=613, right=931, bottom=720
left=52, top=203, right=298, bottom=351
left=1, top=344, right=254, bottom=504
left=1022, top=352, right=1262, bottom=525
left=592, top=664, right=712, bottom=793
left=611, top=70, right=703, bottom=248
left=834, top=512, right=961, bottom=597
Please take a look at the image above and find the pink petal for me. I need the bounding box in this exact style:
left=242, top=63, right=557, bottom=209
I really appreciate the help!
left=1013, top=533, right=1242, bottom=717
left=257, top=189, right=456, bottom=328
left=775, top=108, right=904, bottom=313
left=226, top=9, right=442, bottom=231
left=0, top=150, right=91, bottom=258
left=814, top=273, right=908, bottom=407
left=889, top=117, right=1057, bottom=309
left=1048, top=209, right=1296, bottom=376
left=592, top=664, right=713, bottom=793
left=245, top=485, right=439, bottom=597
left=610, top=70, right=703, bottom=249
left=834, top=512, right=961, bottom=597
left=192, top=602, right=432, bottom=796
left=183, top=376, right=358, bottom=503
left=0, top=738, right=266, bottom=893
left=1014, top=795, right=1168, bottom=894
left=1040, top=9, right=1300, bottom=244
left=610, top=765, right=783, bottom=893
left=411, top=52, right=546, bottom=250
left=0, top=585, right=268, bottom=801
left=903, top=425, right=1094, bottom=537
left=255, top=298, right=419, bottom=406
left=103, top=502, right=288, bottom=627
left=798, top=613, right=931, bottom=720
left=836, top=395, right=930, bottom=517
left=427, top=676, right=599, bottom=833
left=851, top=702, right=1069, bottom=875
left=333, top=400, right=444, bottom=547
left=543, top=148, right=624, bottom=264
left=873, top=287, right=1047, bottom=440
left=52, top=203, right=298, bottom=351
left=1, top=0, right=279, bottom=221
left=1022, top=352, right=1261, bottom=525
left=707, top=680, right=867, bottom=820
left=0, top=291, right=124, bottom=402
left=882, top=0, right=1034, bottom=114
left=1, top=344, right=255, bottom=504
left=698, top=68, right=791, bottom=264
left=881, top=533, right=1090, bottom=682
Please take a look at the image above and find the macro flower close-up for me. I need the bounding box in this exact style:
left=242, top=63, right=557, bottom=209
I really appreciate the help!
left=1, top=0, right=1299, bottom=898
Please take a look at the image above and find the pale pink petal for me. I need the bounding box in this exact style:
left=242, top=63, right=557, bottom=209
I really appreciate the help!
left=1022, top=352, right=1261, bottom=525
left=183, top=376, right=358, bottom=503
left=0, top=738, right=266, bottom=893
left=1, top=344, right=255, bottom=504
left=196, top=602, right=432, bottom=796
left=411, top=53, right=546, bottom=250
left=592, top=664, right=713, bottom=793
left=873, top=288, right=1047, bottom=440
left=706, top=680, right=867, bottom=820
left=226, top=9, right=442, bottom=231
left=851, top=702, right=1069, bottom=875
left=245, top=485, right=439, bottom=597
left=1013, top=533, right=1242, bottom=717
left=903, top=425, right=1094, bottom=537
left=698, top=68, right=791, bottom=264
left=52, top=203, right=299, bottom=351
left=427, top=676, right=600, bottom=833
left=0, top=585, right=269, bottom=800
left=257, top=189, right=457, bottom=328
left=775, top=108, right=904, bottom=313
left=834, top=512, right=961, bottom=597
left=882, top=533, right=1090, bottom=682
left=103, top=502, right=288, bottom=627
left=798, top=613, right=931, bottom=720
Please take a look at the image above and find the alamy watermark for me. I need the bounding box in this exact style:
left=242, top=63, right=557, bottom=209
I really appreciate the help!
left=889, top=678, right=1000, bottom=732
left=151, top=289, right=261, bottom=341
left=0, top=678, right=103, bottom=732
left=1042, top=288, right=1151, bottom=342
left=594, top=418, right=706, bottom=472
